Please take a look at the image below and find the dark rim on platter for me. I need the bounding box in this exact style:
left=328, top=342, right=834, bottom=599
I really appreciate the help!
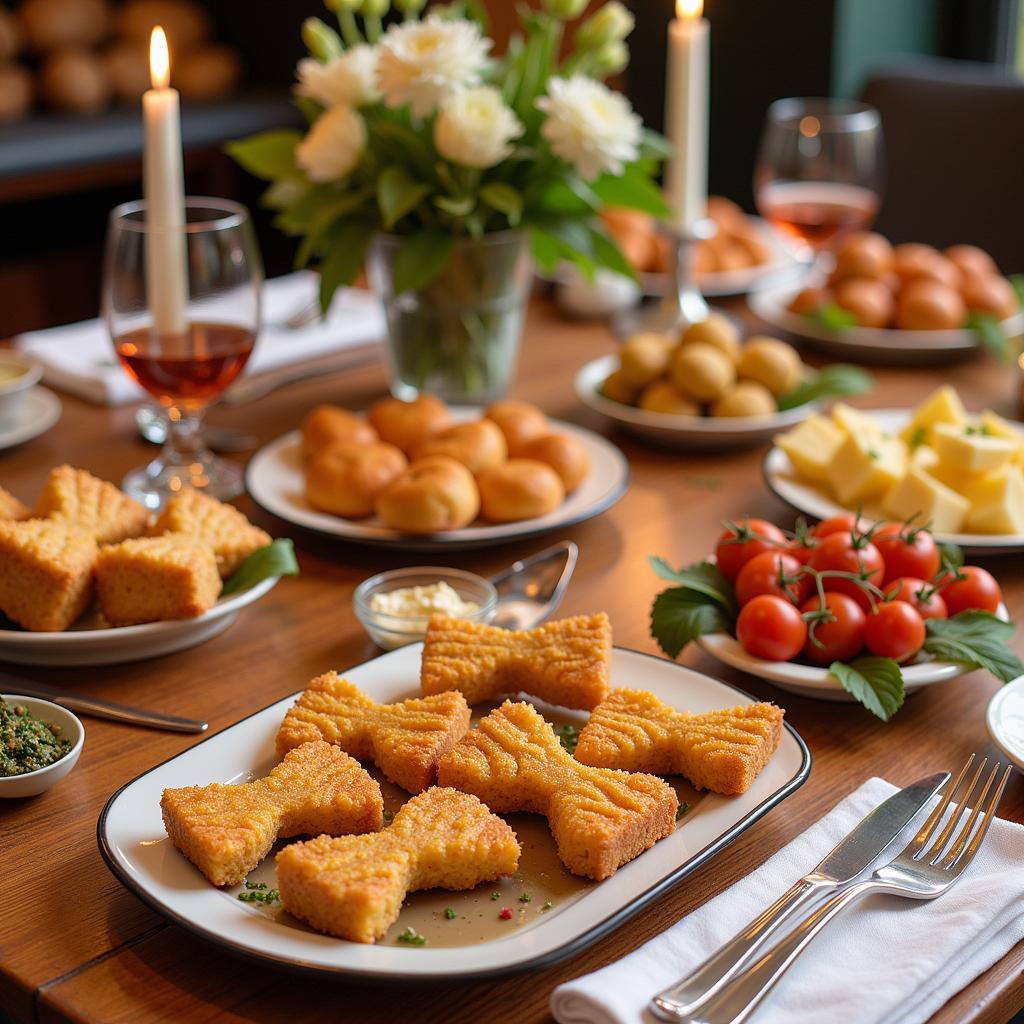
left=95, top=646, right=812, bottom=983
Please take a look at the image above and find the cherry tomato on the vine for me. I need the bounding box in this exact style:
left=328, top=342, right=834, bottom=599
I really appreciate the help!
left=941, top=566, right=1002, bottom=615
left=812, top=513, right=872, bottom=539
left=873, top=523, right=940, bottom=584
left=736, top=595, right=808, bottom=661
left=863, top=601, right=926, bottom=662
left=735, top=551, right=810, bottom=607
left=799, top=591, right=866, bottom=663
left=715, top=518, right=787, bottom=580
left=884, top=577, right=947, bottom=620
left=806, top=531, right=885, bottom=609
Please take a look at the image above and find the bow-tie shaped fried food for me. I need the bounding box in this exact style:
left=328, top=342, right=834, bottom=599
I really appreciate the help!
left=574, top=690, right=784, bottom=795
left=421, top=613, right=612, bottom=710
left=161, top=741, right=382, bottom=887
left=276, top=787, right=520, bottom=943
left=437, top=701, right=677, bottom=880
left=276, top=673, right=471, bottom=793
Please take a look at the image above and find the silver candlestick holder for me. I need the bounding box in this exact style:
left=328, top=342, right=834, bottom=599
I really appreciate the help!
left=633, top=218, right=717, bottom=336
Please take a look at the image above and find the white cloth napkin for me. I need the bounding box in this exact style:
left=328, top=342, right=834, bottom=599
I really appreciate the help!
left=15, top=271, right=385, bottom=406
left=551, top=776, right=1024, bottom=1024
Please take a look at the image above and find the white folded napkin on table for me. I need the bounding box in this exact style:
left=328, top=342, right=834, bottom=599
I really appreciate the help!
left=551, top=776, right=1024, bottom=1024
left=15, top=271, right=385, bottom=406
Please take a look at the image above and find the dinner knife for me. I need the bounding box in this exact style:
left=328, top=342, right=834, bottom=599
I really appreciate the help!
left=650, top=770, right=950, bottom=1021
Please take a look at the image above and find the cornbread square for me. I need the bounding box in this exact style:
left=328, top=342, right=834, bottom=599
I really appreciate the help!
left=0, top=519, right=97, bottom=631
left=0, top=485, right=30, bottom=521
left=149, top=488, right=271, bottom=577
left=35, top=465, right=149, bottom=544
left=95, top=535, right=221, bottom=626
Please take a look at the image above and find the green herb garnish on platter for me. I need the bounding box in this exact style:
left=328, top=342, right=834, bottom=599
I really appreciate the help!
left=220, top=539, right=300, bottom=597
left=397, top=927, right=427, bottom=946
left=0, top=698, right=72, bottom=776
left=557, top=723, right=580, bottom=754
left=966, top=311, right=1011, bottom=364
left=676, top=802, right=691, bottom=821
left=807, top=304, right=858, bottom=330
left=443, top=907, right=457, bottom=920
left=776, top=364, right=875, bottom=412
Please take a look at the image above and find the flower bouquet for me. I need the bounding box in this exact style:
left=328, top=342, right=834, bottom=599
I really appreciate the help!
left=228, top=0, right=671, bottom=402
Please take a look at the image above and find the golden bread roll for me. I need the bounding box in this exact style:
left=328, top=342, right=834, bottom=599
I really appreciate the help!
left=301, top=405, right=378, bottom=461
left=713, top=243, right=753, bottom=272
left=670, top=343, right=735, bottom=402
left=895, top=280, right=966, bottom=330
left=711, top=382, right=776, bottom=418
left=102, top=40, right=150, bottom=103
left=410, top=419, right=507, bottom=474
left=39, top=47, right=111, bottom=113
left=961, top=275, right=1018, bottom=320
left=945, top=244, right=997, bottom=281
left=375, top=456, right=479, bottom=533
left=618, top=333, right=674, bottom=388
left=706, top=195, right=748, bottom=236
left=679, top=313, right=741, bottom=364
left=484, top=399, right=550, bottom=449
left=175, top=44, right=241, bottom=103
left=601, top=371, right=639, bottom=406
left=733, top=228, right=771, bottom=265
left=0, top=10, right=23, bottom=61
left=892, top=243, right=959, bottom=288
left=21, top=0, right=110, bottom=52
left=788, top=287, right=830, bottom=316
left=834, top=278, right=894, bottom=328
left=512, top=433, right=589, bottom=492
left=638, top=381, right=700, bottom=416
left=116, top=0, right=210, bottom=50
left=736, top=337, right=802, bottom=397
left=477, top=460, right=565, bottom=523
left=0, top=64, right=32, bottom=121
left=306, top=441, right=407, bottom=519
left=368, top=395, right=452, bottom=454
left=830, top=232, right=893, bottom=283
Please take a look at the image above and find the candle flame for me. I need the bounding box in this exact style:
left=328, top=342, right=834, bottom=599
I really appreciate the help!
left=677, top=0, right=703, bottom=19
left=150, top=26, right=170, bottom=90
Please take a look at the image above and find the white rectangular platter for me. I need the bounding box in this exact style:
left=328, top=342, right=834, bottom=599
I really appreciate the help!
left=98, top=645, right=811, bottom=980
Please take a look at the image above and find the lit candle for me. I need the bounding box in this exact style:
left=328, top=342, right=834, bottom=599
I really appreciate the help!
left=143, top=26, right=188, bottom=338
left=663, top=0, right=709, bottom=230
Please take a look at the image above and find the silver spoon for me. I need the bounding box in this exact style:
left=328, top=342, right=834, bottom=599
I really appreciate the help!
left=488, top=541, right=579, bottom=630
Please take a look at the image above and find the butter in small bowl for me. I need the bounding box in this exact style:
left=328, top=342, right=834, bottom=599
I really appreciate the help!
left=0, top=353, right=42, bottom=423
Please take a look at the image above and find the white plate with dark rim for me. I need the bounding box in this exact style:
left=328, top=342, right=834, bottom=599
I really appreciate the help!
left=763, top=408, right=1024, bottom=555
left=0, top=386, right=62, bottom=452
left=245, top=410, right=629, bottom=552
left=749, top=283, right=1024, bottom=364
left=97, top=644, right=810, bottom=980
left=0, top=577, right=279, bottom=667
left=986, top=676, right=1024, bottom=772
left=575, top=355, right=818, bottom=450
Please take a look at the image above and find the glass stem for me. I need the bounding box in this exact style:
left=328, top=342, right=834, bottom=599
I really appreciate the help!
left=163, top=405, right=211, bottom=469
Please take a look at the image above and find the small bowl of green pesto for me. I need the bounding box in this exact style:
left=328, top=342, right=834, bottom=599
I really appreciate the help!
left=0, top=694, right=84, bottom=798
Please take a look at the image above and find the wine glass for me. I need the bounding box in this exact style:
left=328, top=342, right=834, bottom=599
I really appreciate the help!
left=103, top=197, right=263, bottom=509
left=754, top=98, right=884, bottom=275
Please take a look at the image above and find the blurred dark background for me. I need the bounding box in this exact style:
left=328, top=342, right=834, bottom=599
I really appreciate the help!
left=0, top=0, right=1020, bottom=335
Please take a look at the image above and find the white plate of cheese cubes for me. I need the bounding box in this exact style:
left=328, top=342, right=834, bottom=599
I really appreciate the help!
left=763, top=387, right=1024, bottom=555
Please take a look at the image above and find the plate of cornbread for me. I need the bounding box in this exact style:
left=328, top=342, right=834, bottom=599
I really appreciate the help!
left=98, top=612, right=809, bottom=978
left=0, top=467, right=289, bottom=666
left=245, top=396, right=629, bottom=551
left=765, top=386, right=1024, bottom=554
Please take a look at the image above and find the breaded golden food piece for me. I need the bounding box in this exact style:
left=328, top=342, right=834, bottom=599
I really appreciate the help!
left=277, top=673, right=471, bottom=793
left=161, top=740, right=382, bottom=887
left=95, top=535, right=221, bottom=626
left=276, top=787, right=519, bottom=943
left=421, top=613, right=611, bottom=710
left=149, top=487, right=270, bottom=577
left=0, top=485, right=30, bottom=521
left=34, top=465, right=149, bottom=544
left=0, top=519, right=96, bottom=631
left=437, top=701, right=676, bottom=880
left=575, top=690, right=784, bottom=795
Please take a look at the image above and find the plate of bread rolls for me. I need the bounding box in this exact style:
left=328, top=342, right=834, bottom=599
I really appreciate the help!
left=245, top=397, right=629, bottom=550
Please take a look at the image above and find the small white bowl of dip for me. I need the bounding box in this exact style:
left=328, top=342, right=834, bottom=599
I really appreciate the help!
left=354, top=567, right=498, bottom=650
left=0, top=694, right=84, bottom=798
left=0, top=353, right=42, bottom=423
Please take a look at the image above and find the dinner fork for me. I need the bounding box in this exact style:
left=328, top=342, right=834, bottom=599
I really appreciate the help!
left=651, top=754, right=1013, bottom=1024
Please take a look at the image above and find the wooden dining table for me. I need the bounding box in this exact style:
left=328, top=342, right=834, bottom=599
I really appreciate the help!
left=2, top=294, right=1022, bottom=1024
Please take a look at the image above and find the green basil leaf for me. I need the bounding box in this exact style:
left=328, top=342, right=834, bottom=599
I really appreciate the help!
left=586, top=224, right=638, bottom=282
left=808, top=304, right=858, bottom=330
left=225, top=130, right=302, bottom=181
left=776, top=364, right=875, bottom=412
left=392, top=231, right=454, bottom=293
left=650, top=587, right=731, bottom=659
left=648, top=557, right=736, bottom=613
left=923, top=611, right=1024, bottom=683
left=317, top=220, right=376, bottom=312
left=937, top=542, right=964, bottom=572
left=830, top=657, right=905, bottom=721
left=221, top=539, right=300, bottom=597
left=591, top=164, right=672, bottom=218
left=479, top=182, right=524, bottom=226
left=377, top=166, right=432, bottom=231
left=967, top=311, right=1011, bottom=364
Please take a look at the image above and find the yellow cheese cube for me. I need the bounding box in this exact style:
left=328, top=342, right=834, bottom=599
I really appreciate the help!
left=963, top=467, right=1024, bottom=534
left=831, top=403, right=882, bottom=439
left=980, top=410, right=1024, bottom=468
left=899, top=386, right=968, bottom=447
left=774, top=415, right=845, bottom=483
left=933, top=422, right=1016, bottom=474
left=827, top=433, right=907, bottom=507
left=928, top=461, right=986, bottom=496
left=883, top=466, right=970, bottom=533
left=910, top=444, right=938, bottom=471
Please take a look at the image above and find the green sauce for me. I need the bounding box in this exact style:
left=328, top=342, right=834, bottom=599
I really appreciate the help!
left=0, top=698, right=72, bottom=776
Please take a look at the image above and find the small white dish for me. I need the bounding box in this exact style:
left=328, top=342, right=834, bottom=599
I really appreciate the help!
left=575, top=355, right=818, bottom=451
left=0, top=352, right=42, bottom=421
left=0, top=385, right=61, bottom=452
left=0, top=576, right=279, bottom=667
left=986, top=676, right=1024, bottom=772
left=353, top=567, right=497, bottom=650
left=0, top=694, right=84, bottom=798
left=245, top=409, right=629, bottom=552
left=763, top=408, right=1024, bottom=555
left=749, top=284, right=1024, bottom=364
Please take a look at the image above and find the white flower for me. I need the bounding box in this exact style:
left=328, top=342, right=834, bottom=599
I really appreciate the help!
left=295, top=105, right=367, bottom=183
left=536, top=75, right=642, bottom=181
left=376, top=15, right=491, bottom=117
left=295, top=46, right=381, bottom=108
left=434, top=86, right=523, bottom=169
